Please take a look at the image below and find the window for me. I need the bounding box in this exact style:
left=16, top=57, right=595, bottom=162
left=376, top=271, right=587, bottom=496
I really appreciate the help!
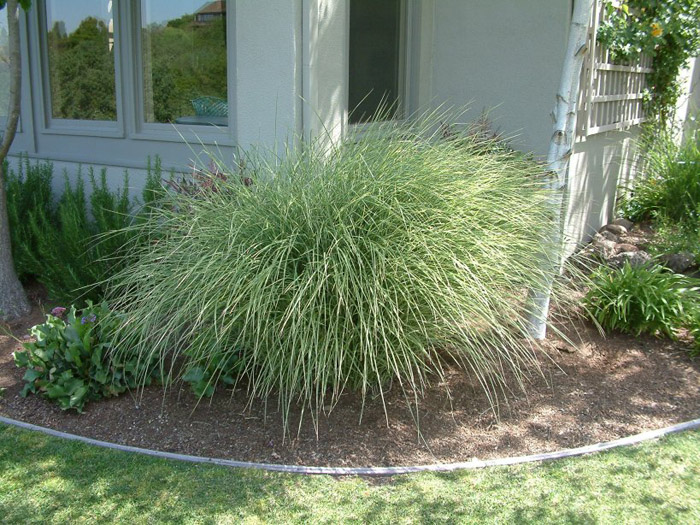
left=36, top=0, right=230, bottom=136
left=139, top=0, right=228, bottom=126
left=348, top=0, right=405, bottom=124
left=43, top=0, right=117, bottom=121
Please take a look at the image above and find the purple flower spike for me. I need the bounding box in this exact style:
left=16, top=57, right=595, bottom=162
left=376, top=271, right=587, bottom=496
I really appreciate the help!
left=51, top=306, right=67, bottom=318
left=81, top=313, right=97, bottom=325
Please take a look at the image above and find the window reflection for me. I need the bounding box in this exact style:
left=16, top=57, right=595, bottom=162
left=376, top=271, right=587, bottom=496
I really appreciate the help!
left=349, top=0, right=402, bottom=124
left=45, top=0, right=116, bottom=121
left=141, top=0, right=228, bottom=126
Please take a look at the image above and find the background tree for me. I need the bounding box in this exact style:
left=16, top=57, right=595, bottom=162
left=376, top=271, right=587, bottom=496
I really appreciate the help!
left=0, top=0, right=31, bottom=321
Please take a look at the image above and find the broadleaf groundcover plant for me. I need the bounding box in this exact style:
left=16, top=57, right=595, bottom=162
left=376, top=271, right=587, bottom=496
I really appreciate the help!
left=106, top=113, right=566, bottom=432
left=13, top=302, right=160, bottom=412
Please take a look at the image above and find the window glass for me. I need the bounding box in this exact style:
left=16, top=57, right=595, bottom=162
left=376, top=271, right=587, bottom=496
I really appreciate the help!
left=349, top=0, right=402, bottom=124
left=141, top=0, right=228, bottom=126
left=45, top=0, right=117, bottom=121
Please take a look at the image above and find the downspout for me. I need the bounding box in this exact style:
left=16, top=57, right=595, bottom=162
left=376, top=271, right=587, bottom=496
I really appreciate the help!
left=526, top=0, right=594, bottom=339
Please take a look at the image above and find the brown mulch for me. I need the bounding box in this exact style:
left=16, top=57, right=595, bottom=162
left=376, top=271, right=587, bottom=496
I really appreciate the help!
left=1, top=287, right=699, bottom=468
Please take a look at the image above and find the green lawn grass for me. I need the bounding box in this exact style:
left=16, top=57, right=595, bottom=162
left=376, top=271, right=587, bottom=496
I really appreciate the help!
left=0, top=424, right=698, bottom=524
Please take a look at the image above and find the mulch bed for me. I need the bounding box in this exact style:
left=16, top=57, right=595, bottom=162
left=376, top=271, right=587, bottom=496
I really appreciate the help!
left=1, top=287, right=699, bottom=468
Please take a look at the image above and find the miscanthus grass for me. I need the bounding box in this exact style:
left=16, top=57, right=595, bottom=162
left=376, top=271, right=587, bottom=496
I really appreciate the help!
left=107, top=113, right=563, bottom=433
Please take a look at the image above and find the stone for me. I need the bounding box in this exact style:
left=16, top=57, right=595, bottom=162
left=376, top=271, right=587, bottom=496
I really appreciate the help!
left=556, top=342, right=577, bottom=354
left=608, top=250, right=652, bottom=269
left=611, top=217, right=634, bottom=230
left=614, top=243, right=639, bottom=254
left=601, top=223, right=628, bottom=236
left=659, top=252, right=696, bottom=274
left=599, top=230, right=619, bottom=243
left=592, top=234, right=617, bottom=258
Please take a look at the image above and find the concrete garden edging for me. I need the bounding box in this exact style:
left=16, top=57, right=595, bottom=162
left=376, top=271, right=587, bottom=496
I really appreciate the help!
left=2, top=415, right=699, bottom=476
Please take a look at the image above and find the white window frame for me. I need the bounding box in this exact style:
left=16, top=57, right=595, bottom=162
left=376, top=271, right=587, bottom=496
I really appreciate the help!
left=28, top=0, right=236, bottom=152
left=125, top=0, right=235, bottom=145
left=34, top=0, right=125, bottom=138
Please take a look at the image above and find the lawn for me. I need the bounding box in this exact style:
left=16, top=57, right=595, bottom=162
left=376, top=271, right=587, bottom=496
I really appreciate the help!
left=0, top=424, right=698, bottom=524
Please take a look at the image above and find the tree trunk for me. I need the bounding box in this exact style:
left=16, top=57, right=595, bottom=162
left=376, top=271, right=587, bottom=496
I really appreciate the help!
left=0, top=0, right=30, bottom=321
left=526, top=0, right=594, bottom=339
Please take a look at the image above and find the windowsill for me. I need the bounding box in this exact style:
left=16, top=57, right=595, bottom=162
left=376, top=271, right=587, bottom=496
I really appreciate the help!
left=41, top=119, right=124, bottom=138
left=173, top=115, right=228, bottom=127
left=130, top=121, right=235, bottom=146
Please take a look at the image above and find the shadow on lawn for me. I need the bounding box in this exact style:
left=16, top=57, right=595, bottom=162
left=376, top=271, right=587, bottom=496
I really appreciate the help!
left=2, top=424, right=698, bottom=523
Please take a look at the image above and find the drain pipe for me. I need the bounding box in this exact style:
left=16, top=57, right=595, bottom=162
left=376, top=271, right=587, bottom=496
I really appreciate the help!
left=527, top=0, right=594, bottom=339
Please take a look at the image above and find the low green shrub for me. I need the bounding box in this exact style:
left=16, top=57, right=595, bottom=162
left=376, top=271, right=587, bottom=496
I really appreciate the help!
left=13, top=302, right=159, bottom=412
left=5, top=156, right=163, bottom=303
left=584, top=262, right=700, bottom=340
left=107, top=112, right=565, bottom=431
left=646, top=218, right=700, bottom=265
left=621, top=129, right=700, bottom=227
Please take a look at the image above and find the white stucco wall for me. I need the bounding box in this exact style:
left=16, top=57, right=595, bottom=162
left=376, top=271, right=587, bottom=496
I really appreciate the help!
left=679, top=56, right=700, bottom=140
left=303, top=0, right=349, bottom=144
left=426, top=0, right=571, bottom=155
left=234, top=0, right=301, bottom=150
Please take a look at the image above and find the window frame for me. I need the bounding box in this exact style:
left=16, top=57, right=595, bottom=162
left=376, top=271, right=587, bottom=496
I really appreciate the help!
left=34, top=0, right=125, bottom=138
left=28, top=0, right=236, bottom=148
left=126, top=0, right=235, bottom=144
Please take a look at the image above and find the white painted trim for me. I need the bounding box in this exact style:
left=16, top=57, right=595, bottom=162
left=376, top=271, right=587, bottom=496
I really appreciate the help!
left=1, top=414, right=698, bottom=477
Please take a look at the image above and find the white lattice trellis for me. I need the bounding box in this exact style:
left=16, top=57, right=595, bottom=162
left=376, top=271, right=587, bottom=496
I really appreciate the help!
left=578, top=2, right=653, bottom=136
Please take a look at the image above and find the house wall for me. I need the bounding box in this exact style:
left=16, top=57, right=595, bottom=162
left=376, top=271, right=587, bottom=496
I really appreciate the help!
left=5, top=0, right=647, bottom=253
left=680, top=56, right=700, bottom=139
left=234, top=0, right=301, bottom=150
left=425, top=0, right=571, bottom=155
left=303, top=0, right=349, bottom=145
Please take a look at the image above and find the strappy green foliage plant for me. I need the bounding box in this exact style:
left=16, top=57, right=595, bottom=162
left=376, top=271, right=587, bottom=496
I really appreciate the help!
left=584, top=262, right=700, bottom=345
left=621, top=130, right=700, bottom=226
left=106, top=112, right=565, bottom=432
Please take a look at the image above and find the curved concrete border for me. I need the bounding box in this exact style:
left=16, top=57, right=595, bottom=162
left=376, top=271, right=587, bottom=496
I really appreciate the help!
left=1, top=415, right=699, bottom=476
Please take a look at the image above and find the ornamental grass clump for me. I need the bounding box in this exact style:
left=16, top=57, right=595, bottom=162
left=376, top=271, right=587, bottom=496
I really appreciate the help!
left=107, top=114, right=562, bottom=430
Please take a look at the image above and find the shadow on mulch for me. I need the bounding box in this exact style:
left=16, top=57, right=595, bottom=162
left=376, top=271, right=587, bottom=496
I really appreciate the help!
left=1, top=284, right=699, bottom=468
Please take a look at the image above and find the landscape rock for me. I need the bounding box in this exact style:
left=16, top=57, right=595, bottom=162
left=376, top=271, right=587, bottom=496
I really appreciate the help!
left=599, top=230, right=620, bottom=243
left=601, top=223, right=628, bottom=236
left=555, top=341, right=577, bottom=354
left=614, top=243, right=639, bottom=254
left=608, top=250, right=652, bottom=269
left=611, top=218, right=634, bottom=230
left=659, top=252, right=696, bottom=274
left=592, top=234, right=617, bottom=258
left=570, top=246, right=602, bottom=274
